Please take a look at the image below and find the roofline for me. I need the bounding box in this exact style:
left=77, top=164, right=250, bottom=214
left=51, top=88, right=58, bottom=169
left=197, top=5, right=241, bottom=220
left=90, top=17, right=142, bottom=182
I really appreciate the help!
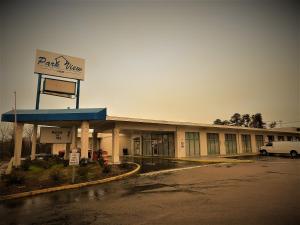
left=106, top=116, right=300, bottom=134
left=1, top=108, right=107, bottom=123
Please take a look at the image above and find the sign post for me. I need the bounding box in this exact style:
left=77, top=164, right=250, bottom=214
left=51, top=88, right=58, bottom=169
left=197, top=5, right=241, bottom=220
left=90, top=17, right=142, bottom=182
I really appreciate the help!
left=76, top=80, right=80, bottom=109
left=35, top=74, right=42, bottom=110
left=69, top=149, right=80, bottom=183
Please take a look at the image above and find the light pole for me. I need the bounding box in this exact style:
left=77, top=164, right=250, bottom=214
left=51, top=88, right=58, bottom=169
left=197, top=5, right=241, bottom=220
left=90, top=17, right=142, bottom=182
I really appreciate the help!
left=13, top=91, right=17, bottom=166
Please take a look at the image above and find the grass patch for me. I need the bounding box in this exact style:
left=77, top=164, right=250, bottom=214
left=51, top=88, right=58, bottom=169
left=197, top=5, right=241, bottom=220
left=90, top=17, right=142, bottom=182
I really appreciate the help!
left=51, top=164, right=64, bottom=169
left=29, top=165, right=44, bottom=173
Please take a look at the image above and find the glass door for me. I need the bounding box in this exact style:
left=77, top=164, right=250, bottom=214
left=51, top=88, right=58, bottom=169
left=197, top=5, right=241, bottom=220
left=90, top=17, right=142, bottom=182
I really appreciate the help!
left=133, top=138, right=141, bottom=155
left=151, top=139, right=158, bottom=156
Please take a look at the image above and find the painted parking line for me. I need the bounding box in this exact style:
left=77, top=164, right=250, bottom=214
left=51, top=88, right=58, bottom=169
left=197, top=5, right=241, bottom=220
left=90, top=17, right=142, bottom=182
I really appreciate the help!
left=140, top=163, right=231, bottom=176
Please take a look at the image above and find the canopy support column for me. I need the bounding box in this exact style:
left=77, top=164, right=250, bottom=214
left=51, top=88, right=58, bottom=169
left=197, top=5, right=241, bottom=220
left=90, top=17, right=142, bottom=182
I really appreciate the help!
left=81, top=121, right=89, bottom=159
left=112, top=127, right=120, bottom=164
left=14, top=123, right=24, bottom=167
left=30, top=124, right=37, bottom=160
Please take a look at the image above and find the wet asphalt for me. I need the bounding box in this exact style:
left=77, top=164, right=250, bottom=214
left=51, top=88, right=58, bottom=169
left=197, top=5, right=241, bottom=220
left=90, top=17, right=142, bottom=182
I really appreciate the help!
left=122, top=157, right=205, bottom=173
left=0, top=156, right=299, bottom=225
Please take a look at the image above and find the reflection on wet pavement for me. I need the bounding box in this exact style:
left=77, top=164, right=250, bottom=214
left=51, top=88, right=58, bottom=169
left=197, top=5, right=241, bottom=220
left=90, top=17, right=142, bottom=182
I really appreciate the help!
left=122, top=157, right=206, bottom=173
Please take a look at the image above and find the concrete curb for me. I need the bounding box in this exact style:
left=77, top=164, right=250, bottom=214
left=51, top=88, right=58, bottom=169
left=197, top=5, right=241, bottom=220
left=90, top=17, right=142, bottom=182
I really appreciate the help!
left=0, top=162, right=140, bottom=201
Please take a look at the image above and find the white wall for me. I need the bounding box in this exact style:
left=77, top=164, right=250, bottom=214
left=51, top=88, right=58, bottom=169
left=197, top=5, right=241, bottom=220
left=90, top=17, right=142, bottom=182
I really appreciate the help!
left=51, top=144, right=67, bottom=155
left=99, top=133, right=131, bottom=156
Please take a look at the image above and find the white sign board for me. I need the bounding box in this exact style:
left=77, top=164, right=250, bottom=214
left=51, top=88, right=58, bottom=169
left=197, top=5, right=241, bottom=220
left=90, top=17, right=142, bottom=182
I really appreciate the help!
left=40, top=127, right=72, bottom=144
left=43, top=78, right=76, bottom=95
left=34, top=49, right=85, bottom=80
left=69, top=152, right=80, bottom=166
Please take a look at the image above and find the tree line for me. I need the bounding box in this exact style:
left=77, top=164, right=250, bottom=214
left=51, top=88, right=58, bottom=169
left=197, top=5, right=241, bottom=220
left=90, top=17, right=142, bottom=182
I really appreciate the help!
left=213, top=113, right=266, bottom=128
left=0, top=122, right=36, bottom=160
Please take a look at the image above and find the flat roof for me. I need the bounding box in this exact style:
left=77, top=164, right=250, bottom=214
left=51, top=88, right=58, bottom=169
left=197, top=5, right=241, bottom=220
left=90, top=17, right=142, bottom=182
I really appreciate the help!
left=106, top=116, right=300, bottom=134
left=1, top=109, right=299, bottom=135
left=1, top=108, right=107, bottom=122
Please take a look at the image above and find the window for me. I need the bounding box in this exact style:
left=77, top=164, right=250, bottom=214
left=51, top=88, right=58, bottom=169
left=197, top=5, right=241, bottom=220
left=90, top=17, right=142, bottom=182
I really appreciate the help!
left=185, top=132, right=200, bottom=157
left=255, top=135, right=264, bottom=151
left=241, top=134, right=252, bottom=153
left=168, top=135, right=175, bottom=157
left=142, top=134, right=151, bottom=156
left=225, top=134, right=237, bottom=155
left=278, top=136, right=285, bottom=141
left=287, top=136, right=293, bottom=141
left=207, top=133, right=220, bottom=155
left=133, top=138, right=141, bottom=155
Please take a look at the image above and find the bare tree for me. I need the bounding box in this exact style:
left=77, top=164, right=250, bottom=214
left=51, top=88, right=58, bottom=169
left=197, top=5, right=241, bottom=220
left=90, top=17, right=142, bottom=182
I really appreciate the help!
left=0, top=122, right=14, bottom=159
left=0, top=122, right=14, bottom=143
left=23, top=124, right=34, bottom=157
left=269, top=121, right=277, bottom=128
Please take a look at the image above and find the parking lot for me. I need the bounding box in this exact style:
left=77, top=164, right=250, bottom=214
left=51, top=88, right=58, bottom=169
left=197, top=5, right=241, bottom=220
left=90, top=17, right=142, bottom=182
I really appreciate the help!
left=0, top=156, right=299, bottom=225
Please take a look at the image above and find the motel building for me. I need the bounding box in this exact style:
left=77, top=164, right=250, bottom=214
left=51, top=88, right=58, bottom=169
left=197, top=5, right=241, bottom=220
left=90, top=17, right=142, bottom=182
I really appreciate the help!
left=1, top=108, right=300, bottom=167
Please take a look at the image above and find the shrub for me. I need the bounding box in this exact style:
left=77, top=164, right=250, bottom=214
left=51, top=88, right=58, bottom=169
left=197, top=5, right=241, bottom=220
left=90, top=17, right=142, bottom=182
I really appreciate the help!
left=118, top=163, right=131, bottom=170
left=5, top=170, right=25, bottom=185
left=49, top=168, right=63, bottom=183
left=29, top=165, right=43, bottom=173
left=21, top=158, right=31, bottom=171
left=47, top=156, right=64, bottom=167
left=77, top=166, right=89, bottom=178
left=58, top=151, right=65, bottom=158
left=63, top=160, right=69, bottom=167
left=98, top=158, right=105, bottom=167
left=31, top=159, right=51, bottom=169
left=80, top=158, right=88, bottom=166
left=102, top=165, right=111, bottom=173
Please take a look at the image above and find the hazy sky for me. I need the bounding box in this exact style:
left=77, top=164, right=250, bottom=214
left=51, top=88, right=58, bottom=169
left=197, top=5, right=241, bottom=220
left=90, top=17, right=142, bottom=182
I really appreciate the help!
left=1, top=0, right=299, bottom=126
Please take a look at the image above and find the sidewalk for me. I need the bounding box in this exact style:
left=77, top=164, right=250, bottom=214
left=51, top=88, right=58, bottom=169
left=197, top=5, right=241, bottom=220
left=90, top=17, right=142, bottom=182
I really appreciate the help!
left=123, top=155, right=254, bottom=163
left=177, top=156, right=253, bottom=163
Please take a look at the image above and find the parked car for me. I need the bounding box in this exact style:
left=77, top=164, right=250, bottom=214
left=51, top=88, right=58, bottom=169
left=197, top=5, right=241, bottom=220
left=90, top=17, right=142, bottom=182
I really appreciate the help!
left=260, top=141, right=300, bottom=158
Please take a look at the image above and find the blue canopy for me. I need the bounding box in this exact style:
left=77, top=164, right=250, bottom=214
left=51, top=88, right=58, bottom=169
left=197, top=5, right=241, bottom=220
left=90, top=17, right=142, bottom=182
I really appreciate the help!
left=1, top=108, right=107, bottom=123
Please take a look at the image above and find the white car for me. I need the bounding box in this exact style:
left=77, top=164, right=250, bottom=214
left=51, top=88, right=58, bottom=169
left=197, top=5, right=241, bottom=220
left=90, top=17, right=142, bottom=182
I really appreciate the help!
left=260, top=141, right=300, bottom=158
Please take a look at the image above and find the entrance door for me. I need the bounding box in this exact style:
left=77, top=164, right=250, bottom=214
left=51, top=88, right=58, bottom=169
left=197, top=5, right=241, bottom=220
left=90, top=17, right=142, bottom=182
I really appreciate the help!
left=141, top=133, right=175, bottom=157
left=133, top=138, right=141, bottom=155
left=151, top=139, right=158, bottom=156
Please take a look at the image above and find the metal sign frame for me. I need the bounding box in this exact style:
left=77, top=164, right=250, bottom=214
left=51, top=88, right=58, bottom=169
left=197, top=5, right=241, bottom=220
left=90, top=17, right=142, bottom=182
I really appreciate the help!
left=43, top=78, right=76, bottom=96
left=35, top=73, right=81, bottom=109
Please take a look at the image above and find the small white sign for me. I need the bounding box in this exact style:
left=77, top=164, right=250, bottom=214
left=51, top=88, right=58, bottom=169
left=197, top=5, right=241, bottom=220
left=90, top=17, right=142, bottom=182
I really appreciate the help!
left=69, top=152, right=80, bottom=166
